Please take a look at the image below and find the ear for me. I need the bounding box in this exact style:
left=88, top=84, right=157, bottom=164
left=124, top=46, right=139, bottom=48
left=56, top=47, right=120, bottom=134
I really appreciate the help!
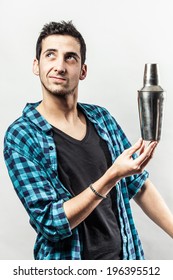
left=79, top=64, right=87, bottom=80
left=33, top=58, right=39, bottom=76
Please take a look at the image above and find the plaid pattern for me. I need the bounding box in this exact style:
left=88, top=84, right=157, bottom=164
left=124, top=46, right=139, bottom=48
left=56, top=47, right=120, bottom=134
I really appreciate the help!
left=4, top=101, right=148, bottom=260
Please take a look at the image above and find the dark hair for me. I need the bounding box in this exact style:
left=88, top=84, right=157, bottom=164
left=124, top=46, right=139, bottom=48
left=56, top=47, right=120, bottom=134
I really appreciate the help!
left=36, top=21, right=86, bottom=65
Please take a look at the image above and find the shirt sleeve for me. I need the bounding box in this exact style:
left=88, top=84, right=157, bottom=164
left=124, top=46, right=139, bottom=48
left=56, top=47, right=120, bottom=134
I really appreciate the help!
left=4, top=144, right=72, bottom=243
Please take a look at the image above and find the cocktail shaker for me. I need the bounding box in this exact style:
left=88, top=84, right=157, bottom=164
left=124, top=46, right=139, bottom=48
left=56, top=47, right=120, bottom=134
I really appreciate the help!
left=138, top=63, right=165, bottom=141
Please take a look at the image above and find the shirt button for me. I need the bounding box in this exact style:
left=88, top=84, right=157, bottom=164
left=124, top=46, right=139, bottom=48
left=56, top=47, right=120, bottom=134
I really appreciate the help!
left=123, top=237, right=127, bottom=243
left=49, top=146, right=54, bottom=150
left=47, top=130, right=53, bottom=137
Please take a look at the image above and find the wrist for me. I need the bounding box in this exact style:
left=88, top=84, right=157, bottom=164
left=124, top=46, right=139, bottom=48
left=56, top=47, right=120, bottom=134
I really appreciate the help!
left=104, top=166, right=121, bottom=187
left=91, top=167, right=120, bottom=198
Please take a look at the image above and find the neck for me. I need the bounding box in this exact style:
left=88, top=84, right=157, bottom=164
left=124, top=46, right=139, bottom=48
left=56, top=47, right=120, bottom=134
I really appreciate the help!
left=36, top=92, right=80, bottom=125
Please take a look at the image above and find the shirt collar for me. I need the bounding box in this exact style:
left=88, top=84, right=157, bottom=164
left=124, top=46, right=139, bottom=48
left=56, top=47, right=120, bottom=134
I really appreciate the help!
left=22, top=101, right=100, bottom=134
left=22, top=101, right=52, bottom=133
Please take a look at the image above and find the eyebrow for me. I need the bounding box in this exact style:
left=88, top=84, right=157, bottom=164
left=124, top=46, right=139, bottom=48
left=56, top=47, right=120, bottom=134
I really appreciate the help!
left=43, top=48, right=57, bottom=55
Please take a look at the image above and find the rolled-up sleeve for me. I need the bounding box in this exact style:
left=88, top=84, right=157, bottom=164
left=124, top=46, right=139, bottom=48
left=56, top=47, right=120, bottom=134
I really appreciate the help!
left=4, top=146, right=72, bottom=242
left=124, top=171, right=149, bottom=199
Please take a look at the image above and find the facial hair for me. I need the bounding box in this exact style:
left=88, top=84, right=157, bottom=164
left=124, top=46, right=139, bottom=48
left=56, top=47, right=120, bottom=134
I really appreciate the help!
left=41, top=80, right=78, bottom=98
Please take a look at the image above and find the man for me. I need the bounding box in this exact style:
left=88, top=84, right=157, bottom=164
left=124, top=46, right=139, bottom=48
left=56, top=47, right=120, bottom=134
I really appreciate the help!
left=4, top=21, right=173, bottom=260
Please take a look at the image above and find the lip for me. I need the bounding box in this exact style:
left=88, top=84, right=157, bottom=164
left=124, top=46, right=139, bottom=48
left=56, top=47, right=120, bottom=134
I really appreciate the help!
left=49, top=76, right=66, bottom=82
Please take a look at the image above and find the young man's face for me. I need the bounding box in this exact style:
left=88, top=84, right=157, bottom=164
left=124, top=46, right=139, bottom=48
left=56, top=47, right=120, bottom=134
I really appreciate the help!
left=33, top=34, right=87, bottom=98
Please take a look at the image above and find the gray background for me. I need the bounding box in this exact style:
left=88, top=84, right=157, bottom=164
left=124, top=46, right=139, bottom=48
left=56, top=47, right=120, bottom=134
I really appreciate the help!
left=0, top=0, right=173, bottom=259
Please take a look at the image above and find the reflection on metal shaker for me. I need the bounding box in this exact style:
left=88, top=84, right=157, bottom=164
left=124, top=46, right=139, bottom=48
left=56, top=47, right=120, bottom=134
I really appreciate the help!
left=138, top=63, right=165, bottom=141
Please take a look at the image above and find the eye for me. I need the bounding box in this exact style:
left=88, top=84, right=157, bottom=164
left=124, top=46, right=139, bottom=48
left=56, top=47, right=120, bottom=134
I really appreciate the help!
left=46, top=52, right=55, bottom=58
left=66, top=55, right=75, bottom=61
left=65, top=54, right=77, bottom=61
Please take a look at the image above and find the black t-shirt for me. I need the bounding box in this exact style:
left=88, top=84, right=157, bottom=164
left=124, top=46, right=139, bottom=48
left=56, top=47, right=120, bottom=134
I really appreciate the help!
left=52, top=116, right=122, bottom=259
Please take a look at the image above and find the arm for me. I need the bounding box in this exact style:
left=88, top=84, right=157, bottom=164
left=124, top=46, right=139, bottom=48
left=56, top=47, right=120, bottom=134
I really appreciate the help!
left=4, top=136, right=156, bottom=237
left=64, top=139, right=157, bottom=229
left=4, top=147, right=72, bottom=242
left=134, top=178, right=173, bottom=238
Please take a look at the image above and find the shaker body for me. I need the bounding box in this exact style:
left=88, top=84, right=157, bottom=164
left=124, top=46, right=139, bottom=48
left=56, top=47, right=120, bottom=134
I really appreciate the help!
left=138, top=90, right=165, bottom=141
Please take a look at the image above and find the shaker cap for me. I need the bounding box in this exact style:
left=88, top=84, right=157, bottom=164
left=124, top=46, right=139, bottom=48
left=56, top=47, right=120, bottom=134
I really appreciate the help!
left=143, top=63, right=159, bottom=86
left=140, top=63, right=163, bottom=91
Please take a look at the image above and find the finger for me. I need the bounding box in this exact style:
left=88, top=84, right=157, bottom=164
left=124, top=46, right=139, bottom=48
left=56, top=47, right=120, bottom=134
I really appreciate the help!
left=139, top=140, right=156, bottom=155
left=139, top=141, right=146, bottom=155
left=126, top=138, right=143, bottom=156
left=148, top=140, right=158, bottom=147
left=140, top=145, right=157, bottom=170
left=142, top=142, right=158, bottom=163
left=134, top=141, right=157, bottom=166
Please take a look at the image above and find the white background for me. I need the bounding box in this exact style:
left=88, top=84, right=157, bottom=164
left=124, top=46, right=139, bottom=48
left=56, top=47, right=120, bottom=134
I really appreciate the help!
left=0, top=0, right=173, bottom=260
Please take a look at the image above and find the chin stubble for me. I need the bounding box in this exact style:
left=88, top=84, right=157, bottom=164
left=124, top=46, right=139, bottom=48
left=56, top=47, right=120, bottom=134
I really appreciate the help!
left=41, top=82, right=77, bottom=98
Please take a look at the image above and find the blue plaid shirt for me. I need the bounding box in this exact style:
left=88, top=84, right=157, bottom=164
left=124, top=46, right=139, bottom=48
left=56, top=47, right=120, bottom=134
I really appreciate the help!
left=4, top=101, right=148, bottom=260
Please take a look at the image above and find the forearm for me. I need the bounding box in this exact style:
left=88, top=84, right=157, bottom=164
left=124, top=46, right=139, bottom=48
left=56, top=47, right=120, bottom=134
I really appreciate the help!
left=134, top=179, right=173, bottom=238
left=63, top=171, right=116, bottom=229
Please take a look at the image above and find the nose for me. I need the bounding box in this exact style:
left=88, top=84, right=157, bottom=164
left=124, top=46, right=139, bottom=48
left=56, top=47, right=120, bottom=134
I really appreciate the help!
left=54, top=57, right=66, bottom=75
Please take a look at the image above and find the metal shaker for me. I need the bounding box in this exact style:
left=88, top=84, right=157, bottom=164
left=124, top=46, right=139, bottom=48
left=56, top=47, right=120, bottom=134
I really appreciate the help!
left=138, top=63, right=165, bottom=141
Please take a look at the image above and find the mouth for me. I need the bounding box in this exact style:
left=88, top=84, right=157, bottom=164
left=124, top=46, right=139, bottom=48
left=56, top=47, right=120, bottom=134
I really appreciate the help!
left=49, top=76, right=66, bottom=82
